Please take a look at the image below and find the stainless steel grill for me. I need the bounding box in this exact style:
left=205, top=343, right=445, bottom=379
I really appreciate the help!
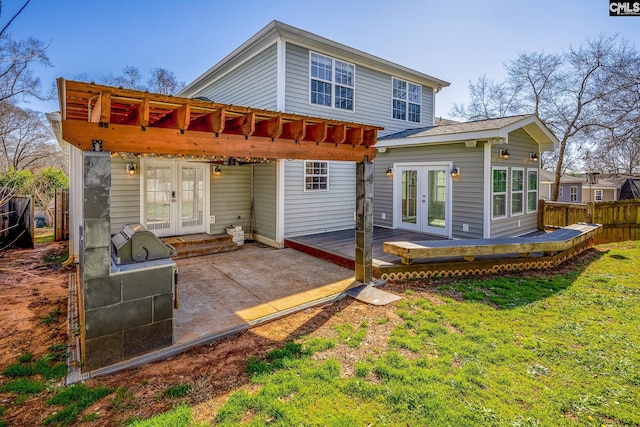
left=111, top=223, right=176, bottom=264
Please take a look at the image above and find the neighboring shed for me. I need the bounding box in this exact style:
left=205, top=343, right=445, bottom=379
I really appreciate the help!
left=619, top=178, right=640, bottom=200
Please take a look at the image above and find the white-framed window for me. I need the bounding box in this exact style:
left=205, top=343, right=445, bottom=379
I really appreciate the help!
left=594, top=189, right=603, bottom=201
left=492, top=167, right=508, bottom=219
left=310, top=52, right=354, bottom=111
left=511, top=168, right=524, bottom=216
left=392, top=77, right=421, bottom=123
left=570, top=186, right=578, bottom=202
left=558, top=186, right=564, bottom=199
left=527, top=169, right=538, bottom=212
left=304, top=161, right=329, bottom=191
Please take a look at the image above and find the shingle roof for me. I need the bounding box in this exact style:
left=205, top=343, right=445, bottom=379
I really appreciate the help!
left=379, top=114, right=533, bottom=141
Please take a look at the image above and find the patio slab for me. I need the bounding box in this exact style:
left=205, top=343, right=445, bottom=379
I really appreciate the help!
left=173, top=243, right=356, bottom=344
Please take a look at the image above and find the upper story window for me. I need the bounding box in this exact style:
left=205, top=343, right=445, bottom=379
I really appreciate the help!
left=310, top=52, right=354, bottom=111
left=392, top=77, right=421, bottom=123
left=304, top=161, right=329, bottom=191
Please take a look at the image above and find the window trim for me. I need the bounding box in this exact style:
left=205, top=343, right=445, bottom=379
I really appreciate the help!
left=492, top=167, right=508, bottom=220
left=391, top=76, right=422, bottom=123
left=303, top=160, right=329, bottom=192
left=527, top=168, right=538, bottom=213
left=594, top=189, right=603, bottom=202
left=570, top=186, right=578, bottom=202
left=309, top=51, right=355, bottom=112
left=510, top=167, right=525, bottom=216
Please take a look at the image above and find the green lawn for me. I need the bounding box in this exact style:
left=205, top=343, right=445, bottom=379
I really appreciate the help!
left=138, top=242, right=640, bottom=426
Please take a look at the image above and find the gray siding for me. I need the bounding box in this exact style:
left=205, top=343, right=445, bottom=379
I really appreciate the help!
left=210, top=165, right=252, bottom=234
left=489, top=129, right=540, bottom=238
left=110, top=158, right=140, bottom=234
left=252, top=163, right=277, bottom=240
left=283, top=160, right=355, bottom=238
left=285, top=43, right=434, bottom=136
left=374, top=143, right=485, bottom=239
left=196, top=44, right=278, bottom=110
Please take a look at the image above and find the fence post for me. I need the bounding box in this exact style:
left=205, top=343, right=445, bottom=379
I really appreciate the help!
left=586, top=202, right=594, bottom=224
left=538, top=199, right=546, bottom=230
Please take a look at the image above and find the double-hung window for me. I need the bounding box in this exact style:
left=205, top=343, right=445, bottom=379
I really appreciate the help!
left=558, top=186, right=564, bottom=199
left=594, top=189, right=603, bottom=201
left=392, top=77, right=421, bottom=123
left=310, top=52, right=354, bottom=111
left=304, top=161, right=328, bottom=191
left=570, top=186, right=578, bottom=202
left=511, top=168, right=524, bottom=215
left=492, top=167, right=508, bottom=219
left=527, top=169, right=538, bottom=212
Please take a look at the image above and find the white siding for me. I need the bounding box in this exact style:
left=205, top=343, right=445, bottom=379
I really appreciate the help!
left=283, top=160, right=355, bottom=238
left=210, top=165, right=252, bottom=234
left=374, top=143, right=485, bottom=239
left=197, top=44, right=278, bottom=110
left=110, top=158, right=140, bottom=234
left=285, top=43, right=434, bottom=136
left=252, top=163, right=277, bottom=240
left=489, top=129, right=540, bottom=238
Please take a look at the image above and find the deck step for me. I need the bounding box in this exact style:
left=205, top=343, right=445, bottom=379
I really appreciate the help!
left=162, top=234, right=240, bottom=259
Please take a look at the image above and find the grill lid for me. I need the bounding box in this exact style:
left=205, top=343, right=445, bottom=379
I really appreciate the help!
left=111, top=223, right=176, bottom=264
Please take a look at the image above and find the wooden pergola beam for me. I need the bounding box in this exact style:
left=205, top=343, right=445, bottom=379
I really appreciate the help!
left=254, top=116, right=283, bottom=139
left=61, top=120, right=376, bottom=162
left=225, top=112, right=255, bottom=136
left=90, top=91, right=111, bottom=124
left=281, top=119, right=306, bottom=141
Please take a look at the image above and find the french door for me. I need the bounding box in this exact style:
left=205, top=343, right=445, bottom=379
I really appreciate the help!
left=396, top=164, right=451, bottom=237
left=143, top=160, right=207, bottom=237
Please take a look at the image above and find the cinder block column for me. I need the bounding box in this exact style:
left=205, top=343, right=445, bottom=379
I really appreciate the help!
left=355, top=161, right=373, bottom=283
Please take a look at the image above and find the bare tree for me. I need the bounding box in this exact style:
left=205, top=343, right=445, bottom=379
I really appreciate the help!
left=0, top=103, right=57, bottom=171
left=452, top=35, right=640, bottom=201
left=0, top=34, right=51, bottom=102
left=147, top=67, right=185, bottom=95
left=103, top=65, right=147, bottom=91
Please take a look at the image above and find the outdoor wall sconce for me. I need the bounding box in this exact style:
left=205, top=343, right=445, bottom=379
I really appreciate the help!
left=500, top=149, right=510, bottom=159
left=386, top=166, right=393, bottom=177
left=450, top=166, right=460, bottom=178
left=214, top=165, right=222, bottom=176
left=529, top=152, right=539, bottom=161
left=126, top=162, right=136, bottom=176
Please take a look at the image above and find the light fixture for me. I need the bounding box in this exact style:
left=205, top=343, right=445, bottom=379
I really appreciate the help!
left=529, top=152, right=539, bottom=161
left=450, top=166, right=460, bottom=178
left=214, top=165, right=222, bottom=176
left=126, top=162, right=136, bottom=176
left=385, top=166, right=393, bottom=177
left=499, top=149, right=510, bottom=159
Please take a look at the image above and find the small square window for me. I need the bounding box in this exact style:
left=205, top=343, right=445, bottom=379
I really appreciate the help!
left=304, top=161, right=329, bottom=191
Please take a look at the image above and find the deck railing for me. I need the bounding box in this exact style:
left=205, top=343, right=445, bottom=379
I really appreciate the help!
left=539, top=199, right=640, bottom=245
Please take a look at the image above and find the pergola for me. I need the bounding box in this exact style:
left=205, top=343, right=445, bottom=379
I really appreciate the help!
left=59, top=79, right=380, bottom=162
left=58, top=79, right=382, bottom=371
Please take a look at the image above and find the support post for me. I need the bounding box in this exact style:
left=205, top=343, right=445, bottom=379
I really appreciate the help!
left=355, top=161, right=374, bottom=283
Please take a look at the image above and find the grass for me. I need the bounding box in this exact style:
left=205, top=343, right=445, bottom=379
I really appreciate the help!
left=209, top=242, right=640, bottom=426
left=162, top=384, right=192, bottom=399
left=44, top=384, right=112, bottom=426
left=127, top=404, right=203, bottom=426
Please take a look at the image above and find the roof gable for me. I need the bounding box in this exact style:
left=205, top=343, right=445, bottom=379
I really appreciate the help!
left=180, top=20, right=450, bottom=98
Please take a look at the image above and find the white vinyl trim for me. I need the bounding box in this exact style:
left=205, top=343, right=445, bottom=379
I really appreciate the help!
left=483, top=142, right=491, bottom=238
left=276, top=38, right=286, bottom=111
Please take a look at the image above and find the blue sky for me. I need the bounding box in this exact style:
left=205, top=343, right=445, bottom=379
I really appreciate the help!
left=6, top=0, right=639, bottom=119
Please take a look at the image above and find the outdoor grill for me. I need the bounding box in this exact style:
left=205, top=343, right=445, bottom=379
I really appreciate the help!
left=111, top=223, right=176, bottom=264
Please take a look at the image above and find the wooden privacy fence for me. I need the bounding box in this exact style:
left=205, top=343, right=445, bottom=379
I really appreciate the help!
left=539, top=199, right=640, bottom=245
left=54, top=189, right=69, bottom=241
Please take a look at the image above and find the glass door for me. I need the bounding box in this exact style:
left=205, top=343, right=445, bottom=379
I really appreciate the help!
left=144, top=160, right=207, bottom=237
left=178, top=163, right=205, bottom=235
left=145, top=161, right=176, bottom=237
left=396, top=164, right=450, bottom=237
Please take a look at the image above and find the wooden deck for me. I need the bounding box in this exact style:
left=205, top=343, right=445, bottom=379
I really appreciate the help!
left=286, top=225, right=600, bottom=281
left=284, top=227, right=446, bottom=269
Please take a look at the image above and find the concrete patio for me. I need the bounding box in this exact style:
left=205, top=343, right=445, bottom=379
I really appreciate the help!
left=173, top=243, right=356, bottom=344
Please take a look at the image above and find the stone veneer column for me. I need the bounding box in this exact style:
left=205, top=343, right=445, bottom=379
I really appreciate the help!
left=80, top=151, right=173, bottom=371
left=355, top=161, right=373, bottom=283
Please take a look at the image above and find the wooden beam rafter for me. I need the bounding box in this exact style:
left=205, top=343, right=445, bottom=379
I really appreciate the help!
left=254, top=115, right=283, bottom=139
left=326, top=124, right=346, bottom=144
left=224, top=112, right=255, bottom=136
left=281, top=119, right=306, bottom=141
left=89, top=91, right=111, bottom=124
left=303, top=122, right=327, bottom=143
